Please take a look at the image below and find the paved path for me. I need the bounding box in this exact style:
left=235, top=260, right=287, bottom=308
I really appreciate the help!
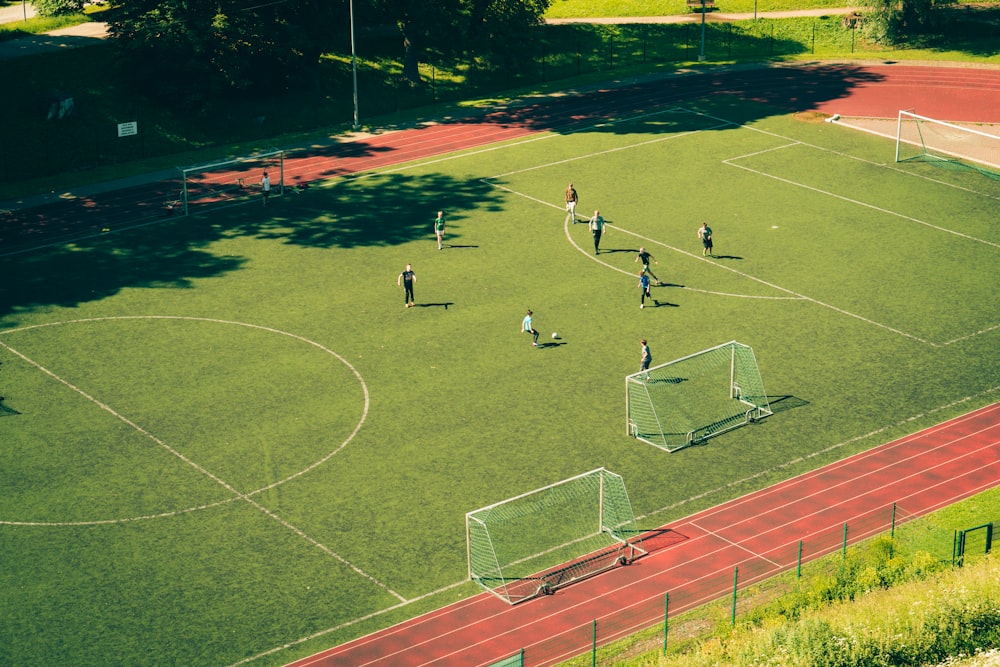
left=0, top=2, right=36, bottom=22
left=0, top=1, right=108, bottom=60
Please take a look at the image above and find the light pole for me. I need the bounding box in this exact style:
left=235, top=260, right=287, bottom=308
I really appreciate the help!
left=350, top=0, right=360, bottom=130
left=699, top=0, right=707, bottom=61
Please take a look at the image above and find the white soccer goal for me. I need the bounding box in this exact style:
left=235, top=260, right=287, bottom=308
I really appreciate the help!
left=626, top=341, right=772, bottom=453
left=895, top=110, right=1000, bottom=174
left=466, top=468, right=645, bottom=605
left=175, top=149, right=285, bottom=216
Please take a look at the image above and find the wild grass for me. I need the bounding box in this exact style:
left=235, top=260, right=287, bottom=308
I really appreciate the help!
left=567, top=487, right=1000, bottom=666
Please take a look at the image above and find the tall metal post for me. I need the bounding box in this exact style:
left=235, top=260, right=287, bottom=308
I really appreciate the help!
left=699, top=0, right=707, bottom=61
left=350, top=0, right=360, bottom=130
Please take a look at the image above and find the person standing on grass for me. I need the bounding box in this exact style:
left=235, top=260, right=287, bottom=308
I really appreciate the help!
left=260, top=171, right=271, bottom=207
left=564, top=182, right=579, bottom=224
left=640, top=339, right=652, bottom=380
left=588, top=210, right=607, bottom=255
left=635, top=247, right=661, bottom=284
left=398, top=263, right=416, bottom=308
left=638, top=270, right=653, bottom=309
left=521, top=309, right=540, bottom=347
left=698, top=222, right=713, bottom=257
left=434, top=211, right=446, bottom=250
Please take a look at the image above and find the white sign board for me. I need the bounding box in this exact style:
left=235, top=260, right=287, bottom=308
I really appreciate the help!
left=117, top=121, right=139, bottom=138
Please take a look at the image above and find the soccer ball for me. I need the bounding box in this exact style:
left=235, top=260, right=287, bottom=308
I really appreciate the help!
left=551, top=332, right=559, bottom=339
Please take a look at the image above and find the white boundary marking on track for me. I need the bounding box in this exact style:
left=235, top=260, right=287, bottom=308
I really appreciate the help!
left=234, top=390, right=1000, bottom=666
left=290, top=410, right=1000, bottom=667
left=636, top=386, right=1000, bottom=524
left=0, top=317, right=406, bottom=603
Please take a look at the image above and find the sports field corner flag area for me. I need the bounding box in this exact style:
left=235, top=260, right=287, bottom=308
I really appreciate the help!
left=0, top=56, right=998, bottom=667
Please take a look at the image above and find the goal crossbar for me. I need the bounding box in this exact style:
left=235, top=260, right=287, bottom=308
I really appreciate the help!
left=176, top=148, right=285, bottom=216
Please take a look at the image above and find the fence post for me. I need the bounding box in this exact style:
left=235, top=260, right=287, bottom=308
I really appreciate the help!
left=841, top=523, right=848, bottom=575
left=797, top=540, right=803, bottom=578
left=731, top=565, right=739, bottom=626
left=663, top=591, right=669, bottom=654
left=890, top=502, right=898, bottom=558
left=591, top=619, right=597, bottom=667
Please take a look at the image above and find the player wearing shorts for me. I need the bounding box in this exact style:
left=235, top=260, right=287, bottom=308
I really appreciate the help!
left=635, top=247, right=661, bottom=284
left=398, top=264, right=416, bottom=308
left=521, top=309, right=539, bottom=347
left=698, top=222, right=713, bottom=257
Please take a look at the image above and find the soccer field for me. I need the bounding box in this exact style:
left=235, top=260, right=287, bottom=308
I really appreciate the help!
left=1, top=93, right=998, bottom=666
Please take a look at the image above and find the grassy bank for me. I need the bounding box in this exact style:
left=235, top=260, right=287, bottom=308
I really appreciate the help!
left=566, top=486, right=1000, bottom=667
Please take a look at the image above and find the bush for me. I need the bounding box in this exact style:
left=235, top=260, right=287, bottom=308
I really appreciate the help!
left=33, top=0, right=86, bottom=18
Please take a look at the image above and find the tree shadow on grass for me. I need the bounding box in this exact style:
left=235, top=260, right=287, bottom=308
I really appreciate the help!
left=223, top=171, right=503, bottom=250
left=0, top=171, right=506, bottom=323
left=0, top=217, right=245, bottom=326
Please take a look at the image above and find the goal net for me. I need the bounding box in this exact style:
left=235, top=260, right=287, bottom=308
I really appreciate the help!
left=895, top=110, right=1000, bottom=176
left=626, top=340, right=771, bottom=453
left=175, top=149, right=285, bottom=215
left=466, top=467, right=645, bottom=605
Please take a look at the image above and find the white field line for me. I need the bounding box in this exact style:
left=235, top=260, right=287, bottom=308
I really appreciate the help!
left=491, top=177, right=938, bottom=344
left=690, top=107, right=1000, bottom=201
left=485, top=179, right=802, bottom=301
left=635, top=387, right=1000, bottom=524
left=0, top=316, right=372, bottom=521
left=323, top=411, right=1000, bottom=667
left=235, top=390, right=1000, bottom=666
left=723, top=148, right=1000, bottom=249
left=490, top=106, right=999, bottom=345
left=0, top=331, right=404, bottom=604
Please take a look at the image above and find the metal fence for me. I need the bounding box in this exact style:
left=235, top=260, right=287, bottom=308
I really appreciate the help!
left=6, top=12, right=997, bottom=183
left=485, top=504, right=993, bottom=667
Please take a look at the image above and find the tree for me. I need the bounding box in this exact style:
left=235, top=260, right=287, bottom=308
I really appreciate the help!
left=859, top=0, right=944, bottom=44
left=366, top=0, right=550, bottom=85
left=107, top=0, right=343, bottom=106
left=34, top=0, right=86, bottom=17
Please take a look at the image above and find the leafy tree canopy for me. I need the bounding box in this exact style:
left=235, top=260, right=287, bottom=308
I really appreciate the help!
left=35, top=0, right=86, bottom=17
left=106, top=0, right=550, bottom=105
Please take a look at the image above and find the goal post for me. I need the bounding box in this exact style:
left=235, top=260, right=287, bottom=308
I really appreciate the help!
left=895, top=109, right=1000, bottom=175
left=176, top=148, right=285, bottom=215
left=626, top=341, right=772, bottom=453
left=466, top=468, right=646, bottom=605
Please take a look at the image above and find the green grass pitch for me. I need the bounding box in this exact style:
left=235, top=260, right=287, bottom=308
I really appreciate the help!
left=1, top=94, right=998, bottom=666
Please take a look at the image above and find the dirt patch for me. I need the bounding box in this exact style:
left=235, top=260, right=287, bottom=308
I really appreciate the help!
left=794, top=111, right=833, bottom=123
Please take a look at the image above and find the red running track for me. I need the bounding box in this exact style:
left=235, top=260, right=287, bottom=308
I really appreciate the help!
left=288, top=402, right=1000, bottom=667
left=3, top=63, right=998, bottom=254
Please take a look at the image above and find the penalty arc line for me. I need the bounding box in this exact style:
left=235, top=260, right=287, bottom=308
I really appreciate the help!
left=490, top=176, right=947, bottom=346
left=485, top=179, right=801, bottom=301
left=0, top=337, right=407, bottom=604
